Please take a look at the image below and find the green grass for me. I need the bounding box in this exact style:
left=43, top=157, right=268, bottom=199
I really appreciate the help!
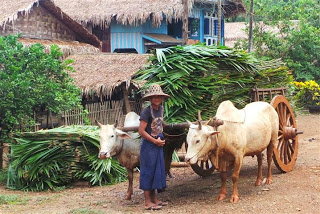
left=0, top=194, right=30, bottom=205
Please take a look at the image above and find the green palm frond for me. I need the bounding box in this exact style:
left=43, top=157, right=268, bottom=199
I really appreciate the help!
left=136, top=44, right=289, bottom=122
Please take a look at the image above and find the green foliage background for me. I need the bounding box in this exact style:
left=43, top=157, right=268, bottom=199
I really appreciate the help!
left=234, top=0, right=320, bottom=82
left=0, top=35, right=81, bottom=137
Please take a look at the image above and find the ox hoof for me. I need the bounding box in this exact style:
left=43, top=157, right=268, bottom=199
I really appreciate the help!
left=265, top=178, right=273, bottom=184
left=230, top=195, right=240, bottom=203
left=217, top=194, right=226, bottom=201
left=125, top=195, right=132, bottom=200
left=255, top=179, right=262, bottom=186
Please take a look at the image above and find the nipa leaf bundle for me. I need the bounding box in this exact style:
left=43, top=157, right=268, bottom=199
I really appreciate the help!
left=7, top=126, right=127, bottom=191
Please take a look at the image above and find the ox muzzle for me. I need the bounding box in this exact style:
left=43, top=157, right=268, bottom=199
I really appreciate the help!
left=98, top=152, right=111, bottom=159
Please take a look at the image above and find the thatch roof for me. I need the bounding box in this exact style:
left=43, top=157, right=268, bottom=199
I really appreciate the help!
left=0, top=0, right=101, bottom=48
left=53, top=0, right=245, bottom=27
left=19, top=38, right=100, bottom=58
left=196, top=0, right=246, bottom=18
left=67, top=53, right=150, bottom=98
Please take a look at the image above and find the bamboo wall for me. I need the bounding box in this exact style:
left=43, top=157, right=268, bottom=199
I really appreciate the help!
left=1, top=5, right=76, bottom=41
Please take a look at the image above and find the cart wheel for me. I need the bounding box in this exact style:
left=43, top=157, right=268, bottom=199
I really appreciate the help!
left=191, top=160, right=215, bottom=177
left=270, top=95, right=299, bottom=172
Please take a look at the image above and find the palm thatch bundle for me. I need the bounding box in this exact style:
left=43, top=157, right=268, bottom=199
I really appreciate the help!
left=8, top=126, right=127, bottom=191
left=53, top=0, right=245, bottom=27
left=19, top=38, right=100, bottom=58
left=67, top=53, right=150, bottom=99
left=135, top=44, right=289, bottom=123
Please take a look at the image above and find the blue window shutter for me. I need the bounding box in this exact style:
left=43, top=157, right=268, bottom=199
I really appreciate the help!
left=221, top=19, right=224, bottom=37
left=204, top=18, right=209, bottom=35
left=214, top=20, right=218, bottom=35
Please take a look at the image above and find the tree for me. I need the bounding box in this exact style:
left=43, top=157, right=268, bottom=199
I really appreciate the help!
left=237, top=0, right=320, bottom=82
left=248, top=0, right=254, bottom=52
left=0, top=35, right=81, bottom=139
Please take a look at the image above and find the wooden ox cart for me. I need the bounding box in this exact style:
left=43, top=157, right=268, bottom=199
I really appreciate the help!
left=120, top=88, right=303, bottom=176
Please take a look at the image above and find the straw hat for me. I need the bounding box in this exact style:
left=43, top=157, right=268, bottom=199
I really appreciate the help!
left=142, top=84, right=170, bottom=101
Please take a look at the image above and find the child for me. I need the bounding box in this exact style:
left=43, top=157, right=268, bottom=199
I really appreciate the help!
left=138, top=84, right=170, bottom=210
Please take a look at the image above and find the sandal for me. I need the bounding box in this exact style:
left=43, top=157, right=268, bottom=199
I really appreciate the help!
left=145, top=205, right=162, bottom=210
left=158, top=201, right=169, bottom=206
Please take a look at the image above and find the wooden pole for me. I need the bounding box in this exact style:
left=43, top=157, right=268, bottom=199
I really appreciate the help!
left=217, top=0, right=222, bottom=46
left=119, top=121, right=208, bottom=132
left=122, top=85, right=131, bottom=114
left=182, top=0, right=189, bottom=45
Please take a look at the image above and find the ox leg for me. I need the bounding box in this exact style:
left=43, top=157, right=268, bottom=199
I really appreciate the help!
left=265, top=143, right=274, bottom=184
left=164, top=146, right=175, bottom=178
left=230, top=156, right=243, bottom=203
left=125, top=168, right=134, bottom=200
left=217, top=171, right=227, bottom=201
left=255, top=153, right=263, bottom=186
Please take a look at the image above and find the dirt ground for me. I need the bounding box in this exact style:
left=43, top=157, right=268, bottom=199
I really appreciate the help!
left=0, top=112, right=319, bottom=214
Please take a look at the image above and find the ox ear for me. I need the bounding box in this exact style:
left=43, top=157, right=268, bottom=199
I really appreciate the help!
left=115, top=129, right=132, bottom=139
left=95, top=120, right=102, bottom=128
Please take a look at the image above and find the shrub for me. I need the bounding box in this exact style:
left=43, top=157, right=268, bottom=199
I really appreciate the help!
left=291, top=80, right=320, bottom=107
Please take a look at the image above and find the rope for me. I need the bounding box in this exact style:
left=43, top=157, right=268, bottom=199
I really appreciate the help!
left=216, top=109, right=246, bottom=124
left=163, top=131, right=186, bottom=138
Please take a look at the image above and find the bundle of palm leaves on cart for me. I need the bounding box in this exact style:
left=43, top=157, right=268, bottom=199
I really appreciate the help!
left=135, top=44, right=290, bottom=123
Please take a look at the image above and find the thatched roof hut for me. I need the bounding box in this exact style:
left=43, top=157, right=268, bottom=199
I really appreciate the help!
left=67, top=53, right=150, bottom=99
left=0, top=0, right=101, bottom=49
left=53, top=0, right=246, bottom=27
left=19, top=38, right=100, bottom=58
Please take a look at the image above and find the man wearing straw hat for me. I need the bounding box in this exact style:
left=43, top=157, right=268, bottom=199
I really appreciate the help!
left=138, top=84, right=170, bottom=210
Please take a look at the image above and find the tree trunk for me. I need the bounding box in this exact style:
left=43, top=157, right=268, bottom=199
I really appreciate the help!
left=217, top=0, right=222, bottom=46
left=248, top=0, right=254, bottom=52
left=182, top=0, right=189, bottom=45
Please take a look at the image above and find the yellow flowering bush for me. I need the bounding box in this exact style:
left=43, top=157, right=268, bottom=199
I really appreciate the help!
left=291, top=80, right=320, bottom=107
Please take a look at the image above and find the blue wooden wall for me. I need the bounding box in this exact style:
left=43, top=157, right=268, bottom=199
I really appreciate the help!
left=109, top=7, right=225, bottom=53
left=110, top=19, right=167, bottom=53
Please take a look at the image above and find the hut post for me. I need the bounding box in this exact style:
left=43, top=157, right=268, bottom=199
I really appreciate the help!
left=122, top=85, right=131, bottom=114
left=182, top=0, right=189, bottom=45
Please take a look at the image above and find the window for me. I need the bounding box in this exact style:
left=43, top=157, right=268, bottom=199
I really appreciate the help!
left=204, top=13, right=217, bottom=37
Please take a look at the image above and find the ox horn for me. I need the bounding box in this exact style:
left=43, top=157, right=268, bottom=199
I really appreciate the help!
left=95, top=120, right=102, bottom=128
left=197, top=120, right=202, bottom=130
left=198, top=110, right=202, bottom=121
left=114, top=120, right=118, bottom=128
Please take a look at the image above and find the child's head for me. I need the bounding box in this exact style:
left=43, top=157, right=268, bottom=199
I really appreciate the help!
left=142, top=84, right=170, bottom=103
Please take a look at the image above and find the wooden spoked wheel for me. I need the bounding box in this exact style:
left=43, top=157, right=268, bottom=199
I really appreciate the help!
left=270, top=95, right=299, bottom=172
left=190, top=159, right=215, bottom=177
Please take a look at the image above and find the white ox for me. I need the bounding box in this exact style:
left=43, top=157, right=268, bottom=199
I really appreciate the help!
left=96, top=112, right=140, bottom=200
left=185, top=101, right=279, bottom=203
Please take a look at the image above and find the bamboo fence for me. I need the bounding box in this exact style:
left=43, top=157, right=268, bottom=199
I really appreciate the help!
left=62, top=100, right=124, bottom=126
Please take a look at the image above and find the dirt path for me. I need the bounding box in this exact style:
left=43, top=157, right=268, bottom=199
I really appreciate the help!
left=0, top=113, right=319, bottom=214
